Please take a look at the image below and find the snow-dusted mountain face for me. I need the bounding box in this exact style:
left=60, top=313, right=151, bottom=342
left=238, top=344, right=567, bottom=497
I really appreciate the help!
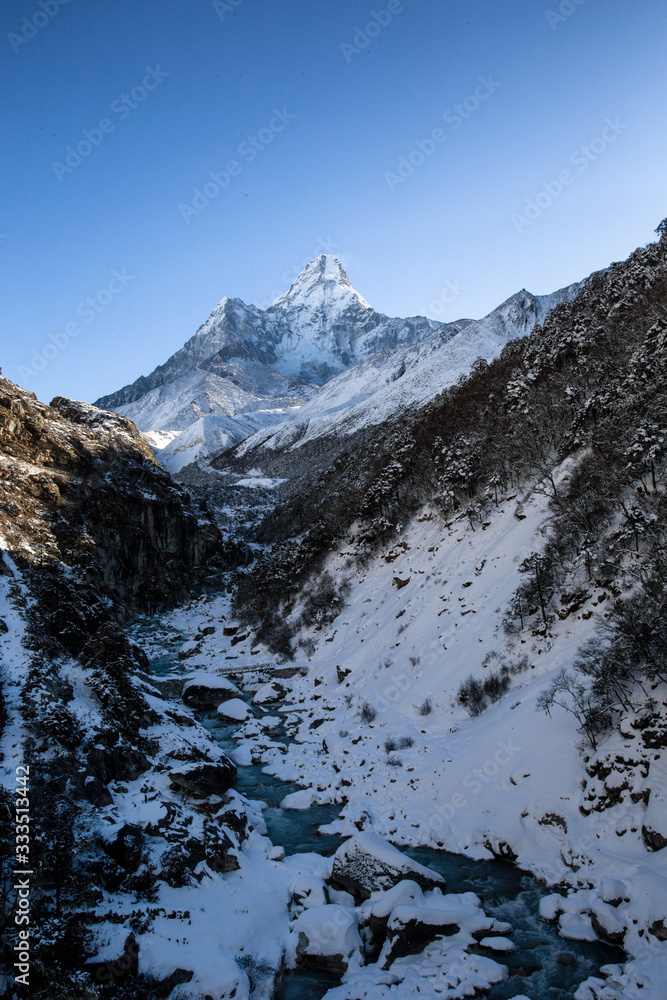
left=96, top=254, right=588, bottom=473
left=94, top=255, right=447, bottom=470
left=265, top=254, right=447, bottom=372
left=229, top=281, right=587, bottom=462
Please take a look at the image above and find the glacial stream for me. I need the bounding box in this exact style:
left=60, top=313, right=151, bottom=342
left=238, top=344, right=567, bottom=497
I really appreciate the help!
left=150, top=655, right=624, bottom=1000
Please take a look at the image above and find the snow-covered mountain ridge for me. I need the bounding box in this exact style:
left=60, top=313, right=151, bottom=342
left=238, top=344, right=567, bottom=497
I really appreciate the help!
left=231, top=280, right=587, bottom=462
left=94, top=256, right=450, bottom=470
left=94, top=255, right=583, bottom=472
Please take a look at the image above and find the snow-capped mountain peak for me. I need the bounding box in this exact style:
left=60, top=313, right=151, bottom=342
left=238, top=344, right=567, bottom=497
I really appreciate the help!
left=270, top=254, right=372, bottom=314
left=94, top=254, right=587, bottom=473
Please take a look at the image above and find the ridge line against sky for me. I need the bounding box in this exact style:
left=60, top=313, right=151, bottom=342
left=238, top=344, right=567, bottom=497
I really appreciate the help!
left=1, top=0, right=666, bottom=404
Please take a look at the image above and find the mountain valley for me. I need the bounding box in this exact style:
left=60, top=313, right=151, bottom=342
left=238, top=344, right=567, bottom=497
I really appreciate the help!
left=1, top=226, right=667, bottom=1000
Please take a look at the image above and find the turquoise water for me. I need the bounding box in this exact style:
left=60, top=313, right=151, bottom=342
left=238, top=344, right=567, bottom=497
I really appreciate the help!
left=197, top=704, right=347, bottom=857
left=150, top=653, right=624, bottom=999
left=405, top=847, right=624, bottom=1000
left=279, top=969, right=343, bottom=999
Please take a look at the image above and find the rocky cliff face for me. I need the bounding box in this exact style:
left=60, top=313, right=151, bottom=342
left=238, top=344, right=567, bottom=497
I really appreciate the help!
left=0, top=377, right=222, bottom=607
left=0, top=377, right=246, bottom=996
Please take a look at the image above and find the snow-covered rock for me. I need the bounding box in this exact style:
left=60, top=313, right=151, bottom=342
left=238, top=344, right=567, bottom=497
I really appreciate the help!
left=359, top=880, right=425, bottom=953
left=178, top=639, right=201, bottom=659
left=558, top=912, right=598, bottom=942
left=281, top=788, right=322, bottom=810
left=642, top=783, right=667, bottom=851
left=291, top=903, right=363, bottom=974
left=252, top=681, right=287, bottom=705
left=380, top=902, right=461, bottom=967
left=170, top=957, right=250, bottom=1000
left=182, top=672, right=241, bottom=708
left=379, top=890, right=500, bottom=969
left=540, top=893, right=567, bottom=922
left=363, top=879, right=424, bottom=920
left=330, top=833, right=445, bottom=902
left=477, top=935, right=516, bottom=951
left=600, top=879, right=628, bottom=906
left=168, top=759, right=237, bottom=798
left=290, top=874, right=329, bottom=912
left=217, top=698, right=252, bottom=721
left=589, top=899, right=628, bottom=945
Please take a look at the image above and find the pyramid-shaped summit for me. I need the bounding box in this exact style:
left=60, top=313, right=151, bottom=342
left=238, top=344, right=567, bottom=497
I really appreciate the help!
left=270, top=254, right=371, bottom=312
left=94, top=256, right=441, bottom=469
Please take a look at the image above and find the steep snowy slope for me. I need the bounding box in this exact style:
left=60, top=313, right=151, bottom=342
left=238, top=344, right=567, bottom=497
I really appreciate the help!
left=222, top=224, right=667, bottom=997
left=147, top=408, right=300, bottom=474
left=112, top=364, right=309, bottom=434
left=232, top=280, right=587, bottom=460
left=109, top=359, right=313, bottom=473
left=244, top=482, right=667, bottom=999
left=137, top=428, right=667, bottom=997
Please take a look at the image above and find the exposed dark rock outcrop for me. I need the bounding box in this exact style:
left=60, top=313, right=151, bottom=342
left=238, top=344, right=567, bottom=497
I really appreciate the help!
left=169, top=760, right=238, bottom=798
left=642, top=825, right=667, bottom=852
left=182, top=675, right=241, bottom=709
left=0, top=377, right=223, bottom=608
left=0, top=375, right=243, bottom=995
left=102, top=824, right=146, bottom=872
left=381, top=910, right=460, bottom=968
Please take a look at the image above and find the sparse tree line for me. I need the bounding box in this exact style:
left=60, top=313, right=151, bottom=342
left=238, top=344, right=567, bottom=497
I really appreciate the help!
left=458, top=653, right=530, bottom=717
left=235, top=222, right=667, bottom=699
left=537, top=554, right=667, bottom=749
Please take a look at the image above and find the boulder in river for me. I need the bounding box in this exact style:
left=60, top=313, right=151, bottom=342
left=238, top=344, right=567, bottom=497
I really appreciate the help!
left=182, top=672, right=241, bottom=709
left=359, top=879, right=424, bottom=954
left=292, top=903, right=362, bottom=975
left=590, top=899, right=628, bottom=945
left=378, top=892, right=508, bottom=972
left=330, top=833, right=446, bottom=902
left=290, top=875, right=330, bottom=912
left=381, top=903, right=461, bottom=967
left=178, top=639, right=201, bottom=660
left=217, top=698, right=253, bottom=721
left=252, top=680, right=288, bottom=704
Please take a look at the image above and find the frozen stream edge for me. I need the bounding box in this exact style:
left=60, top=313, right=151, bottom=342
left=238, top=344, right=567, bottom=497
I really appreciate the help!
left=140, top=618, right=626, bottom=1000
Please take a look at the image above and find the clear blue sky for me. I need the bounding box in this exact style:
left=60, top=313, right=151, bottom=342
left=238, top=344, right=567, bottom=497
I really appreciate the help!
left=2, top=0, right=666, bottom=404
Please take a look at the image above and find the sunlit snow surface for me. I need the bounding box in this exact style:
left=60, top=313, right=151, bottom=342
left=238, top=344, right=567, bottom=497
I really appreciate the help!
left=236, top=281, right=586, bottom=459
left=100, top=257, right=585, bottom=470
left=116, top=471, right=667, bottom=1000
